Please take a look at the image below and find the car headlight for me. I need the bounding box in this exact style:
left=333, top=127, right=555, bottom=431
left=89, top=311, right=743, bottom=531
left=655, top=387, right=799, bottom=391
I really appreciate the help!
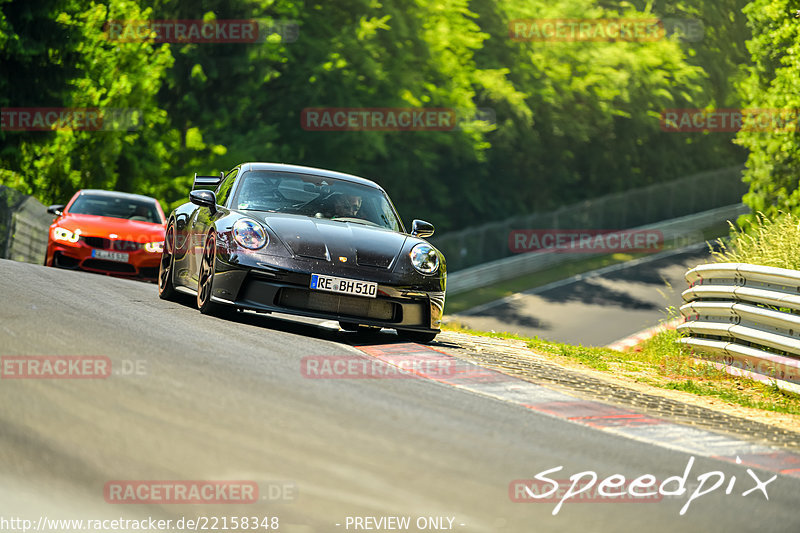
left=232, top=218, right=268, bottom=250
left=409, top=243, right=439, bottom=274
left=53, top=227, right=81, bottom=243
left=144, top=241, right=164, bottom=253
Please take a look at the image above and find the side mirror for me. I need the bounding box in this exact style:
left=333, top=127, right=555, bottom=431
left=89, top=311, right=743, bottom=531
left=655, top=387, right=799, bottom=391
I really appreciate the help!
left=189, top=190, right=217, bottom=214
left=411, top=219, right=434, bottom=238
left=47, top=204, right=65, bottom=216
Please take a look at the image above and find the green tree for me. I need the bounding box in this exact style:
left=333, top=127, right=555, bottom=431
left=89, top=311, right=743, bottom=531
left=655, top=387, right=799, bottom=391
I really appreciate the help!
left=0, top=0, right=755, bottom=233
left=468, top=0, right=743, bottom=217
left=736, top=0, right=800, bottom=221
left=0, top=0, right=176, bottom=206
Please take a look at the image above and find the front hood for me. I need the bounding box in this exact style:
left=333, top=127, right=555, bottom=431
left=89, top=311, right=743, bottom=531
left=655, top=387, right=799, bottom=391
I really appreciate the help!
left=54, top=213, right=165, bottom=241
left=253, top=213, right=408, bottom=269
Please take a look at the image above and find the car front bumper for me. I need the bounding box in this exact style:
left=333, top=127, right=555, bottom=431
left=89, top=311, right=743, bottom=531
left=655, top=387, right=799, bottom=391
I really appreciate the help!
left=207, top=255, right=445, bottom=333
left=46, top=241, right=162, bottom=281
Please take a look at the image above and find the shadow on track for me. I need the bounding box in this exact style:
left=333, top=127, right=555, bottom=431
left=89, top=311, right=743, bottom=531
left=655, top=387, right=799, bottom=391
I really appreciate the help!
left=169, top=292, right=457, bottom=349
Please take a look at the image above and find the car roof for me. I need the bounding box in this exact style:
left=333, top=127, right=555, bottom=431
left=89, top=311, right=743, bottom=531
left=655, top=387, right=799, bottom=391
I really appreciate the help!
left=77, top=189, right=159, bottom=203
left=239, top=162, right=385, bottom=192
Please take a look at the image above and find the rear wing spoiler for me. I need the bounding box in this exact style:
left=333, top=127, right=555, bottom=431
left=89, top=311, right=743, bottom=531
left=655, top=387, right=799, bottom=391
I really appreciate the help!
left=192, top=172, right=223, bottom=190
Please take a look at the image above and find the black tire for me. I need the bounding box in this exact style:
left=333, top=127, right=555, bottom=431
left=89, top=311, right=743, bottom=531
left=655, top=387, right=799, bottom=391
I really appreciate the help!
left=397, top=329, right=438, bottom=344
left=158, top=222, right=177, bottom=301
left=197, top=231, right=227, bottom=316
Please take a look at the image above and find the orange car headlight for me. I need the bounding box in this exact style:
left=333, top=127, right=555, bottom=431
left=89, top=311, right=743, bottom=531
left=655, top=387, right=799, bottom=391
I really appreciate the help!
left=53, top=227, right=81, bottom=243
left=144, top=241, right=164, bottom=253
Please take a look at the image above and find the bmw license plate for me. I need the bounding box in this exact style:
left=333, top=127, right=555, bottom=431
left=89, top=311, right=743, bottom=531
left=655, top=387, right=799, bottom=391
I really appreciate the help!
left=310, top=274, right=377, bottom=298
left=92, top=249, right=129, bottom=262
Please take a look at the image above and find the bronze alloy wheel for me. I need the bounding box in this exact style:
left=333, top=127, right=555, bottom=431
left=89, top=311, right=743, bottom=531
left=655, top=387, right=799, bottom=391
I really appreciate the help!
left=158, top=222, right=176, bottom=301
left=197, top=232, right=217, bottom=313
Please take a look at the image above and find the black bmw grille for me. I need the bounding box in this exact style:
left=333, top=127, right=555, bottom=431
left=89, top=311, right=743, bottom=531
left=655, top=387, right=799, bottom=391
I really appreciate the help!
left=81, top=236, right=141, bottom=251
left=112, top=240, right=142, bottom=251
left=82, top=236, right=110, bottom=249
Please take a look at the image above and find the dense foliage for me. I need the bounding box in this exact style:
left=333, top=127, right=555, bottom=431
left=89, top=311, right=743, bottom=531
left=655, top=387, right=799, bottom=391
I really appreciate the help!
left=735, top=0, right=800, bottom=222
left=0, top=0, right=759, bottom=231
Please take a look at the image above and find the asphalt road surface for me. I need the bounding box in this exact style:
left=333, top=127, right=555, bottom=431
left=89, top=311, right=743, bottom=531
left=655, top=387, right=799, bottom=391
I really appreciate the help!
left=1, top=258, right=798, bottom=533
left=453, top=245, right=712, bottom=346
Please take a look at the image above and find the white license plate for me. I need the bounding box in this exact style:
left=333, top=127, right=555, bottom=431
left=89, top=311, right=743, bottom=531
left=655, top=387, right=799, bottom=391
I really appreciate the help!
left=92, top=249, right=130, bottom=262
left=310, top=274, right=377, bottom=298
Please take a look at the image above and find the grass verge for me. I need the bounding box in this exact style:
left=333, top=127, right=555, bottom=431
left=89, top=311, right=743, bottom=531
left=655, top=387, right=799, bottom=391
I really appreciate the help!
left=442, top=322, right=800, bottom=416
left=712, top=211, right=800, bottom=270
left=443, top=217, right=800, bottom=416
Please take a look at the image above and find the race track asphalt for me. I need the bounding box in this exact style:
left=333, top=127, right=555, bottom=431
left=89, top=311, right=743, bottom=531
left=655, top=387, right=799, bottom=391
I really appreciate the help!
left=453, top=245, right=711, bottom=346
left=1, top=259, right=798, bottom=533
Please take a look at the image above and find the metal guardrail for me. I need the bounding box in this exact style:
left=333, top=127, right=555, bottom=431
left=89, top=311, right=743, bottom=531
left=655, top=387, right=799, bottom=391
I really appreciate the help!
left=679, top=262, right=800, bottom=394
left=9, top=208, right=51, bottom=264
left=446, top=203, right=748, bottom=295
left=0, top=186, right=52, bottom=265
left=432, top=165, right=745, bottom=271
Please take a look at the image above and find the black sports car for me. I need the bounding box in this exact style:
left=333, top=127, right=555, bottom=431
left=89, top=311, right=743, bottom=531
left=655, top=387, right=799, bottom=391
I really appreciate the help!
left=158, top=162, right=446, bottom=343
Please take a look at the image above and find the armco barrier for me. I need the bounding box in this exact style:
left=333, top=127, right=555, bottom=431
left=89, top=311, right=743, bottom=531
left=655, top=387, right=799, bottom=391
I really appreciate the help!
left=0, top=186, right=53, bottom=264
left=431, top=165, right=745, bottom=271
left=679, top=262, right=800, bottom=394
left=446, top=203, right=749, bottom=295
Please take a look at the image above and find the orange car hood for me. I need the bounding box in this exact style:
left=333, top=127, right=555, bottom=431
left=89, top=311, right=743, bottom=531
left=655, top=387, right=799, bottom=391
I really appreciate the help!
left=53, top=213, right=165, bottom=242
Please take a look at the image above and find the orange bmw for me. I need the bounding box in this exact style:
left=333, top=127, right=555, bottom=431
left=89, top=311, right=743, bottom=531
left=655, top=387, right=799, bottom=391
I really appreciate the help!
left=45, top=189, right=166, bottom=281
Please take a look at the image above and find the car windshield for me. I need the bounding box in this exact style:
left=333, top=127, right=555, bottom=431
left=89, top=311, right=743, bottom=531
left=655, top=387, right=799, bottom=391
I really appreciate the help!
left=232, top=171, right=403, bottom=232
left=68, top=194, right=163, bottom=223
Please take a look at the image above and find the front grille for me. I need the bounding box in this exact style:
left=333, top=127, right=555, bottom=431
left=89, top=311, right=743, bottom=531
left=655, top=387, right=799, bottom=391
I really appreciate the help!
left=82, top=236, right=110, bottom=249
left=139, top=267, right=158, bottom=279
left=53, top=252, right=80, bottom=269
left=277, top=288, right=397, bottom=321
left=112, top=240, right=142, bottom=251
left=81, top=259, right=137, bottom=274
left=81, top=237, right=141, bottom=251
